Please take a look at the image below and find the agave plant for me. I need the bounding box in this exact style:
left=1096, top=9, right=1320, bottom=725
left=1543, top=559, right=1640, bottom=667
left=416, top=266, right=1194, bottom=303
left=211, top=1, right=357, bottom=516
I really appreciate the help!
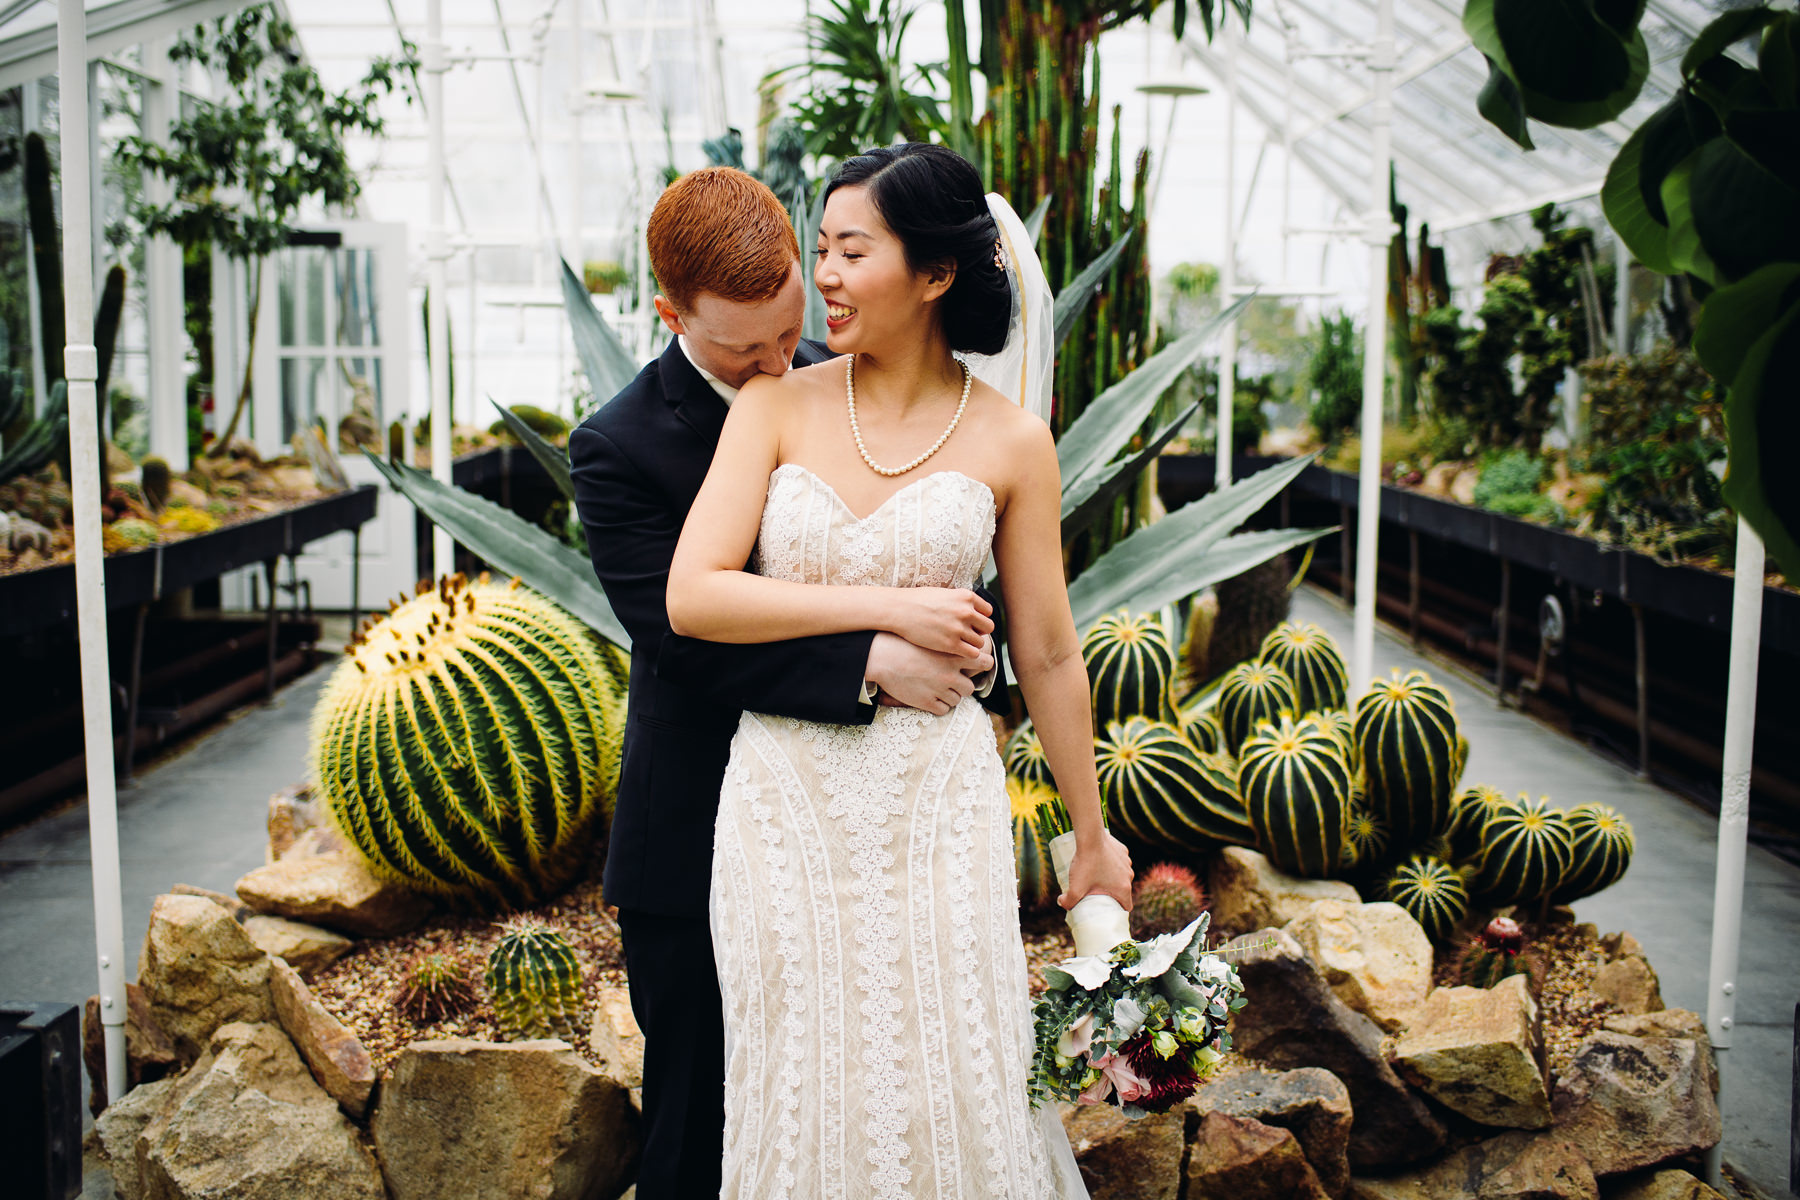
left=373, top=257, right=1329, bottom=655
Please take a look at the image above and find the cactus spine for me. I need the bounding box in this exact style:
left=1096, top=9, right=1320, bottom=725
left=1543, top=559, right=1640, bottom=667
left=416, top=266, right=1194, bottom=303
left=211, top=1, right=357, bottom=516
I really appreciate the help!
left=1238, top=714, right=1354, bottom=879
left=484, top=917, right=584, bottom=1041
left=394, top=950, right=478, bottom=1023
left=1131, top=862, right=1208, bottom=940
left=311, top=573, right=623, bottom=909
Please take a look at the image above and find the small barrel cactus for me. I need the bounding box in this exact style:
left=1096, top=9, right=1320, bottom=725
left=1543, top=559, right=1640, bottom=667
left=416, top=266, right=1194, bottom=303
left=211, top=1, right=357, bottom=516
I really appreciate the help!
left=1082, top=609, right=1178, bottom=728
left=1445, top=783, right=1510, bottom=866
left=1095, top=716, right=1255, bottom=854
left=393, top=949, right=478, bottom=1023
left=1472, top=794, right=1575, bottom=906
left=1179, top=705, right=1226, bottom=756
left=1008, top=775, right=1060, bottom=911
left=1004, top=721, right=1054, bottom=790
left=1459, top=916, right=1533, bottom=989
left=485, top=917, right=584, bottom=1042
left=1384, top=854, right=1471, bottom=941
left=1551, top=802, right=1634, bottom=904
left=1354, top=669, right=1463, bottom=847
left=311, top=573, right=624, bottom=909
left=1258, top=621, right=1349, bottom=714
left=1238, top=713, right=1353, bottom=879
left=1341, top=797, right=1391, bottom=877
left=1130, top=862, right=1209, bottom=940
left=1216, top=660, right=1299, bottom=755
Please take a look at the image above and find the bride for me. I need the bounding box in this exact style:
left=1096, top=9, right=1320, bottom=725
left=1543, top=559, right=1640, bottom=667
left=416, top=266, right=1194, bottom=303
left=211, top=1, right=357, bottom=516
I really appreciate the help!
left=667, top=141, right=1133, bottom=1198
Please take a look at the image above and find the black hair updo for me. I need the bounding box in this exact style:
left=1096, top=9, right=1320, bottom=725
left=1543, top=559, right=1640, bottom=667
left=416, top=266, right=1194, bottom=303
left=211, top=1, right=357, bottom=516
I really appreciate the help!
left=823, top=143, right=1011, bottom=356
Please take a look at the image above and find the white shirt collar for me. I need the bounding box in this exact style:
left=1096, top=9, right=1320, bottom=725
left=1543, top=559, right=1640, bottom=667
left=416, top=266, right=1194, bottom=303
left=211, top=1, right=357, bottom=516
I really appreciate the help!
left=677, top=335, right=739, bottom=406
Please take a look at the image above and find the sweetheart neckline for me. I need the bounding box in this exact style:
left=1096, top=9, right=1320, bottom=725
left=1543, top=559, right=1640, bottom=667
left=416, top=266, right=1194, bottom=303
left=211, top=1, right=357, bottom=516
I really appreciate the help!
left=770, top=462, right=996, bottom=525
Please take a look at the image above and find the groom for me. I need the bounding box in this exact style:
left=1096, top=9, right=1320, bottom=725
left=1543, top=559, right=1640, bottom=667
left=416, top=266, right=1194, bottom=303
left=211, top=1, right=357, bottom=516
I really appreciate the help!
left=568, top=167, right=1009, bottom=1199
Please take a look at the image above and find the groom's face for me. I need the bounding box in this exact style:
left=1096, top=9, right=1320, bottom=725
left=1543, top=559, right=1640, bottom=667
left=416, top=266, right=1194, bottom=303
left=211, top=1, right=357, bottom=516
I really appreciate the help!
left=654, top=262, right=806, bottom=390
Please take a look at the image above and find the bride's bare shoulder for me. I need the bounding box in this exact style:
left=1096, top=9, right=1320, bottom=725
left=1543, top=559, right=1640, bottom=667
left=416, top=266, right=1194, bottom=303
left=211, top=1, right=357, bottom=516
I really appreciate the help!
left=968, top=377, right=1054, bottom=455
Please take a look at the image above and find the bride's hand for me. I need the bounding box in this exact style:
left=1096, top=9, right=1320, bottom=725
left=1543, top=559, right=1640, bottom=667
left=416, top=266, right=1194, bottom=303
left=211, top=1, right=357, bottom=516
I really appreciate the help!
left=888, top=587, right=994, bottom=658
left=1059, top=829, right=1134, bottom=912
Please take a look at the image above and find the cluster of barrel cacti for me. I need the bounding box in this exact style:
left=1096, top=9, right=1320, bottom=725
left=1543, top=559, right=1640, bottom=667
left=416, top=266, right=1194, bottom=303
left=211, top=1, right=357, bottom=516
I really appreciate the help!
left=1003, top=613, right=1635, bottom=936
left=309, top=572, right=628, bottom=910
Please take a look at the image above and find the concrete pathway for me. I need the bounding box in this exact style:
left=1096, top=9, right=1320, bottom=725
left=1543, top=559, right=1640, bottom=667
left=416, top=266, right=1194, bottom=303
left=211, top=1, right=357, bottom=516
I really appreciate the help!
left=1290, top=588, right=1797, bottom=1199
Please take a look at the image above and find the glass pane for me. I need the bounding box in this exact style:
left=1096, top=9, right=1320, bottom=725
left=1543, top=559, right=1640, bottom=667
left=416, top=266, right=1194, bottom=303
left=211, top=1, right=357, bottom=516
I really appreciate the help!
left=277, top=249, right=297, bottom=346
left=280, top=355, right=330, bottom=446
left=337, top=247, right=378, bottom=348
left=339, top=356, right=384, bottom=445
left=304, top=251, right=327, bottom=346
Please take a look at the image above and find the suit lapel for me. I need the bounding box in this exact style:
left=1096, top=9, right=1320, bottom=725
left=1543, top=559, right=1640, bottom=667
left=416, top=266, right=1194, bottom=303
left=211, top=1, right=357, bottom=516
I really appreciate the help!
left=661, top=339, right=730, bottom=448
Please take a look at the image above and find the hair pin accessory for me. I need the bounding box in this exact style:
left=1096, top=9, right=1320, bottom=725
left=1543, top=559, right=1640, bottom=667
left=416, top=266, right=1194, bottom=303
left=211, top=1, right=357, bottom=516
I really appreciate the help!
left=993, top=237, right=1006, bottom=270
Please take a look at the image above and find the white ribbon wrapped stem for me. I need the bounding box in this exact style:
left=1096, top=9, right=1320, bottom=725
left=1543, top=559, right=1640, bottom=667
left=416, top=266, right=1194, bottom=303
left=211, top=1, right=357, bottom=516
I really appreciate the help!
left=1049, top=830, right=1132, bottom=959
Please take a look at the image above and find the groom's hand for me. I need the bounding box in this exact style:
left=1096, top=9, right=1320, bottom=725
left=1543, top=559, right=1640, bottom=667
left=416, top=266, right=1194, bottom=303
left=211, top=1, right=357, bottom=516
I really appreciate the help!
left=865, top=632, right=994, bottom=716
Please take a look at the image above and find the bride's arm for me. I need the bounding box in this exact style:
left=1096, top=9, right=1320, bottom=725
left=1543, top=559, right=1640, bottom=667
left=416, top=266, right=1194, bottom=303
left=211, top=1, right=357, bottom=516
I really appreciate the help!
left=991, top=418, right=1134, bottom=911
left=667, top=377, right=993, bottom=656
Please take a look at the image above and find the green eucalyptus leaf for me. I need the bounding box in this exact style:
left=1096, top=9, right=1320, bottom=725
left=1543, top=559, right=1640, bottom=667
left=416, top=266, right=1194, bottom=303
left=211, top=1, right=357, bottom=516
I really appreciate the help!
left=1687, top=135, right=1800, bottom=283
left=1056, top=296, right=1251, bottom=495
left=1023, top=195, right=1052, bottom=247
left=1053, top=236, right=1135, bottom=350
left=1601, top=114, right=1676, bottom=274
left=1716, top=286, right=1800, bottom=581
left=1682, top=6, right=1780, bottom=80
left=1060, top=401, right=1200, bottom=535
left=490, top=398, right=574, bottom=502
left=562, top=258, right=640, bottom=414
left=364, top=451, right=630, bottom=648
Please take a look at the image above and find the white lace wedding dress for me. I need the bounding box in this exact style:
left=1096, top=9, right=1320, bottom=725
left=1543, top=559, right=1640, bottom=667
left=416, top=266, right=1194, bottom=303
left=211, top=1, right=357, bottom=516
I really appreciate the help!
left=710, top=463, right=1087, bottom=1200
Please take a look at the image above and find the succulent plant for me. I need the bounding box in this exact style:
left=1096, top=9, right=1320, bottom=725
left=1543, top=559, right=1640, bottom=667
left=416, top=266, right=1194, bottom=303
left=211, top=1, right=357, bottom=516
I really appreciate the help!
left=1471, top=794, right=1575, bottom=906
left=310, top=572, right=624, bottom=909
left=1258, top=621, right=1349, bottom=714
left=1130, top=862, right=1208, bottom=940
left=140, top=455, right=171, bottom=512
left=159, top=506, right=219, bottom=535
left=1551, top=802, right=1634, bottom=904
left=1354, top=669, right=1463, bottom=847
left=1082, top=609, right=1177, bottom=729
left=1238, top=713, right=1354, bottom=879
left=1004, top=721, right=1053, bottom=790
left=1095, top=715, right=1255, bottom=854
left=1216, top=660, right=1299, bottom=756
left=1178, top=704, right=1226, bottom=756
left=484, top=917, right=584, bottom=1042
left=1384, top=853, right=1471, bottom=941
left=1458, top=916, right=1534, bottom=989
left=1445, top=783, right=1510, bottom=866
left=1008, top=775, right=1060, bottom=912
left=393, top=949, right=478, bottom=1023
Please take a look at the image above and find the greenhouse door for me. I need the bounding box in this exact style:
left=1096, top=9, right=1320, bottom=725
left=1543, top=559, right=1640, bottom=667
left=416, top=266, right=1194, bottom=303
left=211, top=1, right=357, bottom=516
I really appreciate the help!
left=243, top=221, right=415, bottom=613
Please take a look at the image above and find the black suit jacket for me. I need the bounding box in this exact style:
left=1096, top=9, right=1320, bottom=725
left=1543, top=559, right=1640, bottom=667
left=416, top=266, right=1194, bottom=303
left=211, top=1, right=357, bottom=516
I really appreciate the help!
left=570, top=337, right=1007, bottom=916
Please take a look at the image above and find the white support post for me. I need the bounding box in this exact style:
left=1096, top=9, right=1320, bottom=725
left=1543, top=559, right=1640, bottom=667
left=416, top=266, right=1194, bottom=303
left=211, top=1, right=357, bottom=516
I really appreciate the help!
left=1351, top=0, right=1396, bottom=695
left=467, top=248, right=478, bottom=423
left=425, top=0, right=453, bottom=574
left=568, top=0, right=584, bottom=270
left=59, top=0, right=128, bottom=1111
left=1703, top=518, right=1764, bottom=1187
left=1216, top=22, right=1238, bottom=490
left=142, top=36, right=186, bottom=468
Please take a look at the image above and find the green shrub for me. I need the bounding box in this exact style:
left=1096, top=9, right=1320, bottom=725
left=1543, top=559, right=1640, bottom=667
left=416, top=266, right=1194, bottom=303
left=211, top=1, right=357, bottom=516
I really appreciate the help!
left=1308, top=312, right=1362, bottom=444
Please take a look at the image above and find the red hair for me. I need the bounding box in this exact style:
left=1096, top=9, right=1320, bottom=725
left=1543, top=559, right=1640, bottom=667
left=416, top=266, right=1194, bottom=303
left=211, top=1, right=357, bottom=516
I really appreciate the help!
left=646, top=167, right=800, bottom=313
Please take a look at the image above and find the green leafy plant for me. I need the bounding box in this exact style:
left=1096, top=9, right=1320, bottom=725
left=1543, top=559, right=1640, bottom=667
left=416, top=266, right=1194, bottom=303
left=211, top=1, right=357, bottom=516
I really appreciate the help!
left=1308, top=312, right=1362, bottom=445
left=118, top=5, right=413, bottom=454
left=778, top=0, right=947, bottom=161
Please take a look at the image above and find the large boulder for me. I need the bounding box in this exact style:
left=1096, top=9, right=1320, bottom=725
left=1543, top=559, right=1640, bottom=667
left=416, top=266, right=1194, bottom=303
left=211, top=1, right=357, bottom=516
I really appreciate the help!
left=1284, top=900, right=1433, bottom=1033
left=1061, top=1103, right=1185, bottom=1200
left=371, top=1038, right=639, bottom=1200
left=1188, top=1111, right=1331, bottom=1200
left=1590, top=956, right=1663, bottom=1016
left=588, top=987, right=645, bottom=1114
left=1601, top=1008, right=1707, bottom=1045
left=83, top=983, right=179, bottom=1115
left=92, top=1077, right=179, bottom=1200
left=1608, top=1168, right=1729, bottom=1200
left=1191, top=1065, right=1352, bottom=1198
left=1225, top=929, right=1445, bottom=1169
left=243, top=915, right=353, bottom=978
left=135, top=894, right=277, bottom=1063
left=1391, top=975, right=1550, bottom=1130
left=1347, top=1130, right=1597, bottom=1200
left=168, top=883, right=251, bottom=921
left=235, top=849, right=431, bottom=938
left=267, top=958, right=376, bottom=1119
left=136, top=1021, right=386, bottom=1199
left=1550, top=1031, right=1720, bottom=1176
left=1211, top=848, right=1360, bottom=933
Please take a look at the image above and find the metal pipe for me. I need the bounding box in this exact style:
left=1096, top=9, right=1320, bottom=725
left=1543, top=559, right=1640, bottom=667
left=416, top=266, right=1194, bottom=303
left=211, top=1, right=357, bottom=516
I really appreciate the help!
left=1350, top=0, right=1395, bottom=696
left=59, top=0, right=128, bottom=1111
left=426, top=0, right=453, bottom=574
left=1704, top=519, right=1765, bottom=1187
left=1216, top=20, right=1238, bottom=490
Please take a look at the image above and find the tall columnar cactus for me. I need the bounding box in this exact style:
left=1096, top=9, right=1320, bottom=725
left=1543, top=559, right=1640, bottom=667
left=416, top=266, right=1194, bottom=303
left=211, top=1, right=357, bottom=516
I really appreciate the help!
left=1384, top=853, right=1471, bottom=941
left=1009, top=775, right=1060, bottom=911
left=1354, top=669, right=1463, bottom=847
left=1082, top=609, right=1177, bottom=728
left=310, top=573, right=624, bottom=909
left=1216, top=661, right=1299, bottom=756
left=484, top=917, right=584, bottom=1042
left=1472, top=794, right=1575, bottom=906
left=1095, top=716, right=1254, bottom=854
left=1551, top=802, right=1634, bottom=904
left=1258, top=622, right=1349, bottom=714
left=1004, top=721, right=1054, bottom=790
left=1238, top=714, right=1354, bottom=879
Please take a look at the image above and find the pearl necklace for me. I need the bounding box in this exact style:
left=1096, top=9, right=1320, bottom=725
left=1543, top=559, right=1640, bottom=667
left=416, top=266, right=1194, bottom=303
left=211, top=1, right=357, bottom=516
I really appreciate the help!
left=846, top=353, right=973, bottom=478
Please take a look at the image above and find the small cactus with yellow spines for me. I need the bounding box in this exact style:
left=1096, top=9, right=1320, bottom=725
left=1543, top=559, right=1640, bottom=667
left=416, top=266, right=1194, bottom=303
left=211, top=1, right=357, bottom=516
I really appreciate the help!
left=393, top=949, right=478, bottom=1023
left=484, top=916, right=585, bottom=1042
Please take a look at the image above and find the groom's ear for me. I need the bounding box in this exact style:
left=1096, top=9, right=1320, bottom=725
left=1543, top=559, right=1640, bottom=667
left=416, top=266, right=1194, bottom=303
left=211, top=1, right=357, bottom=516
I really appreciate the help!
left=653, top=294, right=687, bottom=336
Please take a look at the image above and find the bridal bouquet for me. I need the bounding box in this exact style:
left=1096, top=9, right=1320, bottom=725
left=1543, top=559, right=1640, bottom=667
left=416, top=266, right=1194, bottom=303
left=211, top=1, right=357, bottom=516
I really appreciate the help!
left=1027, top=811, right=1246, bottom=1115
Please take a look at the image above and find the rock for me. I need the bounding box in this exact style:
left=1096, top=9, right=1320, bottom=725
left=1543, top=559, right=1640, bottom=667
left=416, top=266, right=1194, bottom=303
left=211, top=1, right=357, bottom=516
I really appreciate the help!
left=169, top=883, right=252, bottom=921
left=1225, top=929, right=1445, bottom=1168
left=1191, top=1065, right=1352, bottom=1198
left=1211, top=848, right=1361, bottom=933
left=1607, top=1168, right=1729, bottom=1200
left=372, top=1038, right=639, bottom=1200
left=267, top=783, right=323, bottom=862
left=83, top=983, right=179, bottom=1115
left=1591, top=955, right=1663, bottom=1015
left=1551, top=1031, right=1721, bottom=1176
left=235, top=849, right=432, bottom=938
left=135, top=894, right=277, bottom=1063
left=81, top=1126, right=116, bottom=1200
left=1450, top=466, right=1479, bottom=506
left=244, top=915, right=353, bottom=978
left=1284, top=900, right=1432, bottom=1033
left=1599, top=930, right=1644, bottom=962
left=136, top=1021, right=386, bottom=1199
left=1062, top=1102, right=1185, bottom=1200
left=1419, top=462, right=1463, bottom=499
left=1348, top=1130, right=1597, bottom=1200
left=268, top=958, right=377, bottom=1120
left=92, top=1077, right=179, bottom=1200
left=588, top=986, right=645, bottom=1091
left=1601, top=1008, right=1707, bottom=1045
left=1188, top=1111, right=1331, bottom=1200
left=280, top=826, right=350, bottom=861
left=1392, top=974, right=1550, bottom=1129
